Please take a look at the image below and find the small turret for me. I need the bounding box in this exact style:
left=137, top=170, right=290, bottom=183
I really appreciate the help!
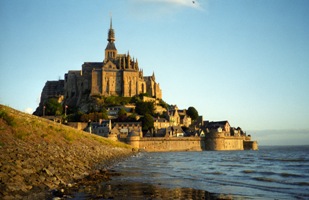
left=135, top=59, right=139, bottom=70
left=127, top=51, right=131, bottom=69
left=152, top=71, right=156, bottom=81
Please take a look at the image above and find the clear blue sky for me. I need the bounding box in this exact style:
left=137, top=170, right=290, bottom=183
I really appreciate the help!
left=1, top=0, right=308, bottom=145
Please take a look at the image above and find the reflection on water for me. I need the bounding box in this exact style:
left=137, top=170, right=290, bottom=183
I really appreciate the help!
left=68, top=181, right=238, bottom=200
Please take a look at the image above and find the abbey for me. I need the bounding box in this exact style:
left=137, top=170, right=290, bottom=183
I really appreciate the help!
left=64, top=19, right=162, bottom=108
left=33, top=18, right=258, bottom=151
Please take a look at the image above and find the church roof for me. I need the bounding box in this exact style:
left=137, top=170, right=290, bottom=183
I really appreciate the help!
left=105, top=42, right=116, bottom=50
left=204, top=121, right=230, bottom=129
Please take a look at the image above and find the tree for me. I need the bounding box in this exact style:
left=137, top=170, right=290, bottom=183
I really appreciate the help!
left=104, top=96, right=131, bottom=106
left=135, top=101, right=155, bottom=116
left=67, top=111, right=83, bottom=122
left=187, top=106, right=199, bottom=121
left=45, top=98, right=62, bottom=116
left=140, top=113, right=154, bottom=134
left=158, top=99, right=169, bottom=109
left=127, top=113, right=138, bottom=122
left=117, top=108, right=127, bottom=121
left=80, top=112, right=108, bottom=122
left=101, top=109, right=108, bottom=120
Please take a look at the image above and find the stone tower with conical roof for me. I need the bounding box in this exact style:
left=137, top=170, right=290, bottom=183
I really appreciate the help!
left=105, top=17, right=117, bottom=61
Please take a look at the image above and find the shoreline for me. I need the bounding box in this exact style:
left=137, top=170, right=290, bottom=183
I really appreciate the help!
left=0, top=105, right=135, bottom=200
left=51, top=164, right=249, bottom=200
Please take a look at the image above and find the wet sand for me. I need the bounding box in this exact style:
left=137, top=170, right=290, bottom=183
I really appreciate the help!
left=51, top=169, right=235, bottom=200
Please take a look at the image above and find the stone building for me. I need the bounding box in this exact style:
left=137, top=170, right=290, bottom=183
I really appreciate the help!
left=64, top=18, right=162, bottom=110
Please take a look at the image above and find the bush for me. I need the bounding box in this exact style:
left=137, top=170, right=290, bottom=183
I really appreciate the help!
left=80, top=112, right=108, bottom=122
left=187, top=106, right=199, bottom=121
left=158, top=99, right=169, bottom=109
left=45, top=98, right=63, bottom=116
left=135, top=101, right=155, bottom=116
left=0, top=109, right=15, bottom=126
left=140, top=113, right=154, bottom=133
left=104, top=96, right=131, bottom=106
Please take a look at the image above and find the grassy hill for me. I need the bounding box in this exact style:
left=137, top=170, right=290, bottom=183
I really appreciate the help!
left=0, top=105, right=133, bottom=199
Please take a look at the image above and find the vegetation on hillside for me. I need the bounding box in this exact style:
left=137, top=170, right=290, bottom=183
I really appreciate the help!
left=0, top=104, right=133, bottom=199
left=45, top=98, right=63, bottom=116
left=140, top=114, right=154, bottom=134
left=187, top=106, right=199, bottom=121
left=0, top=108, right=15, bottom=126
left=0, top=105, right=131, bottom=148
left=40, top=92, right=200, bottom=134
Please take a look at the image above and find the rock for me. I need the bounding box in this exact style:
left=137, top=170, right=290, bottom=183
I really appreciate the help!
left=42, top=168, right=53, bottom=176
left=39, top=175, right=46, bottom=182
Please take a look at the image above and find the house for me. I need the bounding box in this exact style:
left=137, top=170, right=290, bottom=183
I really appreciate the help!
left=166, top=125, right=184, bottom=137
left=107, top=105, right=135, bottom=117
left=178, top=110, right=192, bottom=127
left=87, top=120, right=142, bottom=140
left=167, top=105, right=180, bottom=126
left=204, top=121, right=231, bottom=133
left=154, top=117, right=170, bottom=130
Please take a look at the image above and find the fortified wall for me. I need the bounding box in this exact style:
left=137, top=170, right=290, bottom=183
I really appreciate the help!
left=128, top=137, right=205, bottom=152
left=126, top=133, right=258, bottom=152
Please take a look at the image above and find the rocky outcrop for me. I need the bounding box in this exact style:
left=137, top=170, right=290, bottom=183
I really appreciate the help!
left=33, top=80, right=64, bottom=116
left=0, top=105, right=133, bottom=199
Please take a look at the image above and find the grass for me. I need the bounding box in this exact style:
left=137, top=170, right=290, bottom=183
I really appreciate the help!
left=0, top=104, right=132, bottom=149
left=0, top=108, right=15, bottom=126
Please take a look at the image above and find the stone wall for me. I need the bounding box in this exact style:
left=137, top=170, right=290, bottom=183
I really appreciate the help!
left=127, top=137, right=204, bottom=152
left=204, top=137, right=244, bottom=150
left=126, top=134, right=258, bottom=151
left=244, top=141, right=258, bottom=150
left=67, top=122, right=88, bottom=131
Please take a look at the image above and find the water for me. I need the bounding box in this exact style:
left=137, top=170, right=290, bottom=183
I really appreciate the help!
left=108, top=146, right=309, bottom=199
left=68, top=146, right=309, bottom=199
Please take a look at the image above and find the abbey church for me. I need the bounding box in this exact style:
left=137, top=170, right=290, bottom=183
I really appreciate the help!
left=66, top=18, right=161, bottom=101
left=35, top=19, right=162, bottom=114
left=87, top=19, right=161, bottom=99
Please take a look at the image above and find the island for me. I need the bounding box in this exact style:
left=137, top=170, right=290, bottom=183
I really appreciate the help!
left=34, top=18, right=258, bottom=151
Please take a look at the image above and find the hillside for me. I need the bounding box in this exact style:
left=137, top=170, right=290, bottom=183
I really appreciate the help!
left=0, top=105, right=133, bottom=199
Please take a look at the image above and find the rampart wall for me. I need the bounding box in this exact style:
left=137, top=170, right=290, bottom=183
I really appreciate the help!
left=126, top=135, right=258, bottom=151
left=204, top=136, right=244, bottom=150
left=127, top=137, right=204, bottom=152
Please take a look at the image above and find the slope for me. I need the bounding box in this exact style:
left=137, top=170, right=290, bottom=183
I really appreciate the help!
left=0, top=105, right=133, bottom=199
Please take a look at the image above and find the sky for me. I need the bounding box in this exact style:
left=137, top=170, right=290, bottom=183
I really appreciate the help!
left=1, top=0, right=309, bottom=145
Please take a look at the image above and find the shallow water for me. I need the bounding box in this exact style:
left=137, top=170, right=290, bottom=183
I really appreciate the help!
left=69, top=146, right=309, bottom=199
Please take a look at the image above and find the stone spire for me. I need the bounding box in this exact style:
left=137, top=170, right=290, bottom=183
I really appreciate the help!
left=105, top=16, right=117, bottom=61
left=107, top=17, right=115, bottom=43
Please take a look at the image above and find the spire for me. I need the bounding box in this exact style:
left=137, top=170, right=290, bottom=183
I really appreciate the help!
left=104, top=15, right=117, bottom=61
left=127, top=51, right=131, bottom=68
left=110, top=16, right=113, bottom=29
left=135, top=58, right=139, bottom=69
left=107, top=16, right=115, bottom=43
left=152, top=71, right=156, bottom=81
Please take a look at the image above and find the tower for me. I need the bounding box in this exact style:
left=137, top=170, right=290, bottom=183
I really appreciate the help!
left=104, top=17, right=117, bottom=61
